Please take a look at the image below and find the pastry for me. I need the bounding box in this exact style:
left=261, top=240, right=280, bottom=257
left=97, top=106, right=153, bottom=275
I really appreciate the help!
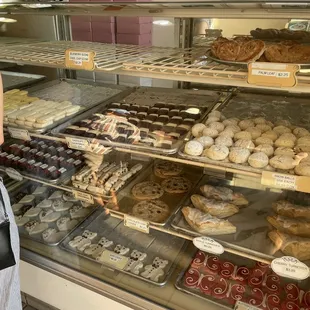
left=223, top=118, right=239, bottom=126
left=132, top=181, right=164, bottom=200
left=267, top=215, right=310, bottom=238
left=248, top=152, right=269, bottom=169
left=39, top=209, right=62, bottom=223
left=272, top=200, right=310, bottom=220
left=253, top=117, right=266, bottom=125
left=182, top=207, right=237, bottom=235
left=161, top=177, right=191, bottom=194
left=261, top=130, right=278, bottom=141
left=239, top=120, right=255, bottom=130
left=124, top=250, right=147, bottom=275
left=215, top=136, right=233, bottom=147
left=52, top=200, right=73, bottom=212
left=24, top=207, right=42, bottom=218
left=234, top=131, right=252, bottom=141
left=297, top=136, right=310, bottom=145
left=246, top=127, right=262, bottom=140
left=229, top=147, right=250, bottom=164
left=219, top=129, right=235, bottom=139
left=255, top=137, right=273, bottom=146
left=295, top=162, right=310, bottom=176
left=208, top=122, right=224, bottom=133
left=268, top=230, right=310, bottom=261
left=154, top=161, right=183, bottom=178
left=269, top=153, right=307, bottom=170
left=15, top=215, right=30, bottom=226
left=205, top=145, right=229, bottom=161
left=195, top=136, right=214, bottom=148
left=274, top=147, right=295, bottom=156
left=234, top=139, right=255, bottom=150
left=273, top=125, right=291, bottom=135
left=69, top=205, right=90, bottom=219
left=191, top=123, right=206, bottom=137
left=236, top=39, right=265, bottom=62
left=84, top=237, right=113, bottom=258
left=200, top=184, right=248, bottom=206
left=184, top=141, right=203, bottom=156
left=225, top=124, right=241, bottom=134
left=132, top=200, right=169, bottom=222
left=202, top=127, right=218, bottom=138
left=293, top=127, right=309, bottom=138
left=254, top=144, right=274, bottom=157
left=191, top=195, right=239, bottom=218
left=275, top=137, right=295, bottom=148
left=56, top=217, right=78, bottom=231
left=257, top=125, right=272, bottom=133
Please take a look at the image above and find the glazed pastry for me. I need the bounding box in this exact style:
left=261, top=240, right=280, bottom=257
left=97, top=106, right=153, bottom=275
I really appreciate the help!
left=191, top=195, right=239, bottom=218
left=272, top=200, right=310, bottom=220
left=267, top=215, right=310, bottom=238
left=182, top=206, right=237, bottom=235
left=268, top=230, right=310, bottom=261
left=200, top=184, right=248, bottom=206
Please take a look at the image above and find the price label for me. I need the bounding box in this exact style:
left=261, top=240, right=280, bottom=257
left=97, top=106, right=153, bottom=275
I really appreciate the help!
left=248, top=63, right=299, bottom=88
left=65, top=49, right=96, bottom=71
left=235, top=301, right=260, bottom=310
left=271, top=256, right=310, bottom=280
left=193, top=236, right=224, bottom=255
left=261, top=171, right=310, bottom=193
left=5, top=168, right=23, bottom=181
left=97, top=250, right=129, bottom=270
left=66, top=137, right=89, bottom=151
left=8, top=127, right=31, bottom=141
left=124, top=215, right=149, bottom=234
left=72, top=190, right=94, bottom=204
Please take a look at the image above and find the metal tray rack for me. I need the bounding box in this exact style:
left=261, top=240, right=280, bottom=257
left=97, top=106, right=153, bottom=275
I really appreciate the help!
left=171, top=175, right=288, bottom=262
left=52, top=87, right=223, bottom=155
left=1, top=71, right=46, bottom=91
left=9, top=181, right=99, bottom=246
left=61, top=211, right=187, bottom=286
left=7, top=79, right=128, bottom=134
left=105, top=160, right=203, bottom=226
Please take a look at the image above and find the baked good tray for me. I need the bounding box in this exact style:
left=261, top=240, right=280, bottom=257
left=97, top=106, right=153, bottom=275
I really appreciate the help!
left=9, top=181, right=99, bottom=246
left=1, top=71, right=46, bottom=91
left=52, top=87, right=222, bottom=155
left=6, top=79, right=128, bottom=134
left=171, top=175, right=287, bottom=261
left=175, top=250, right=310, bottom=310
left=178, top=91, right=310, bottom=175
left=105, top=160, right=203, bottom=226
left=60, top=210, right=187, bottom=286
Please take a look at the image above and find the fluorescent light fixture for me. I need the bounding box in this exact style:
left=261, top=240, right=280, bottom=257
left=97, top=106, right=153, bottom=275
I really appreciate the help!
left=0, top=17, right=16, bottom=23
left=22, top=4, right=52, bottom=8
left=153, top=20, right=173, bottom=26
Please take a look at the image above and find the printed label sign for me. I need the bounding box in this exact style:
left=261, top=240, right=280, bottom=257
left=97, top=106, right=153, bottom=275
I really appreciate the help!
left=98, top=250, right=129, bottom=270
left=261, top=171, right=310, bottom=193
left=235, top=301, right=261, bottom=310
left=73, top=190, right=94, bottom=204
left=124, top=215, right=149, bottom=234
left=66, top=137, right=89, bottom=151
left=6, top=168, right=23, bottom=181
left=8, top=127, right=31, bottom=141
left=193, top=236, right=224, bottom=255
left=65, top=49, right=96, bottom=71
left=248, top=62, right=299, bottom=88
left=271, top=256, right=310, bottom=280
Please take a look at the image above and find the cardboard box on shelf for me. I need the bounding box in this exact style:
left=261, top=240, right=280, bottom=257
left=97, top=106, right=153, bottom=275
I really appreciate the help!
left=92, top=32, right=116, bottom=43
left=117, top=22, right=152, bottom=34
left=91, top=22, right=115, bottom=33
left=116, top=33, right=152, bottom=45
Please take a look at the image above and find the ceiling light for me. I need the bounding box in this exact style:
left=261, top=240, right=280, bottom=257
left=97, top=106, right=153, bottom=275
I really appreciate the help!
left=22, top=4, right=52, bottom=8
left=0, top=17, right=16, bottom=23
left=153, top=20, right=173, bottom=26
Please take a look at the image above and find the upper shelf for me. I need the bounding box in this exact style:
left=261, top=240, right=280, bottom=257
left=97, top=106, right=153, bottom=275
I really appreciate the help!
left=1, top=39, right=310, bottom=93
left=1, top=1, right=310, bottom=18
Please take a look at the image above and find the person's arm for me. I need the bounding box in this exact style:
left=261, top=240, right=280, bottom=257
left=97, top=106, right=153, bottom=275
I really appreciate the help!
left=0, top=74, right=3, bottom=145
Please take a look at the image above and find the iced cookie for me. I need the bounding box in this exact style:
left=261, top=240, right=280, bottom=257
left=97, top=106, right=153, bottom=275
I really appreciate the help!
left=69, top=205, right=90, bottom=219
left=114, top=244, right=130, bottom=255
left=84, top=237, right=114, bottom=258
left=39, top=209, right=62, bottom=223
left=48, top=191, right=64, bottom=200
left=15, top=215, right=30, bottom=226
left=141, top=257, right=169, bottom=282
left=24, top=207, right=42, bottom=218
left=52, top=200, right=73, bottom=212
left=25, top=220, right=48, bottom=235
left=124, top=250, right=147, bottom=275
left=36, top=199, right=52, bottom=209
left=56, top=217, right=78, bottom=231
left=191, top=123, right=206, bottom=137
left=69, top=230, right=97, bottom=251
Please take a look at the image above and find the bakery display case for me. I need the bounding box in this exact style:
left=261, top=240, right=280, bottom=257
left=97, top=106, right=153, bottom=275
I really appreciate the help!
left=1, top=2, right=310, bottom=310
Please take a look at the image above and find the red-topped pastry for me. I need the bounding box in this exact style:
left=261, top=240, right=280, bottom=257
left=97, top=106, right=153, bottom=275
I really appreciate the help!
left=191, top=251, right=206, bottom=270
left=199, top=274, right=216, bottom=295
left=212, top=277, right=230, bottom=300
left=220, top=261, right=235, bottom=279
left=203, top=255, right=221, bottom=275
left=184, top=268, right=201, bottom=289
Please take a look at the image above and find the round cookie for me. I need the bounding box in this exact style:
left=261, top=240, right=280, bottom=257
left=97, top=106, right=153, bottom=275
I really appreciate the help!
left=274, top=136, right=295, bottom=148
left=256, top=124, right=272, bottom=133
left=215, top=136, right=233, bottom=147
left=184, top=141, right=203, bottom=156
left=273, top=125, right=292, bottom=135
left=205, top=116, right=220, bottom=124
left=261, top=130, right=278, bottom=142
left=208, top=121, right=225, bottom=133
left=161, top=177, right=191, bottom=194
left=248, top=152, right=269, bottom=169
left=295, top=162, right=310, bottom=176
left=132, top=200, right=169, bottom=222
left=132, top=181, right=164, bottom=200
left=223, top=118, right=239, bottom=126
left=239, top=119, right=255, bottom=130
left=234, top=139, right=255, bottom=150
left=219, top=129, right=235, bottom=138
left=253, top=117, right=267, bottom=125
left=208, top=110, right=222, bottom=119
left=293, top=127, right=310, bottom=138
left=154, top=161, right=183, bottom=178
left=279, top=133, right=297, bottom=142
left=229, top=147, right=250, bottom=164
left=255, top=137, right=273, bottom=146
left=274, top=147, right=295, bottom=157
left=195, top=136, right=214, bottom=148
left=202, top=127, right=218, bottom=138
left=254, top=144, right=274, bottom=157
left=192, top=123, right=206, bottom=137
left=225, top=124, right=241, bottom=134
left=234, top=131, right=252, bottom=141
left=246, top=127, right=262, bottom=140
left=206, top=145, right=229, bottom=161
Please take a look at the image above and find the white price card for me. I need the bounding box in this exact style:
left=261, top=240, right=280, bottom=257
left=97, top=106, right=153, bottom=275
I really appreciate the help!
left=193, top=236, right=224, bottom=255
left=235, top=301, right=260, bottom=310
left=66, top=137, right=89, bottom=151
left=271, top=256, right=310, bottom=280
left=124, top=215, right=149, bottom=234
left=5, top=168, right=23, bottom=181
left=72, top=190, right=94, bottom=204
left=97, top=250, right=129, bottom=270
left=8, top=127, right=31, bottom=141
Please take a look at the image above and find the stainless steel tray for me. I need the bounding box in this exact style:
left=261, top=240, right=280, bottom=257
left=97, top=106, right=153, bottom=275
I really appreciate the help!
left=9, top=181, right=99, bottom=246
left=171, top=175, right=286, bottom=261
left=61, top=211, right=187, bottom=286
left=1, top=71, right=46, bottom=91
left=7, top=79, right=128, bottom=134
left=53, top=87, right=223, bottom=155
left=105, top=160, right=203, bottom=226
